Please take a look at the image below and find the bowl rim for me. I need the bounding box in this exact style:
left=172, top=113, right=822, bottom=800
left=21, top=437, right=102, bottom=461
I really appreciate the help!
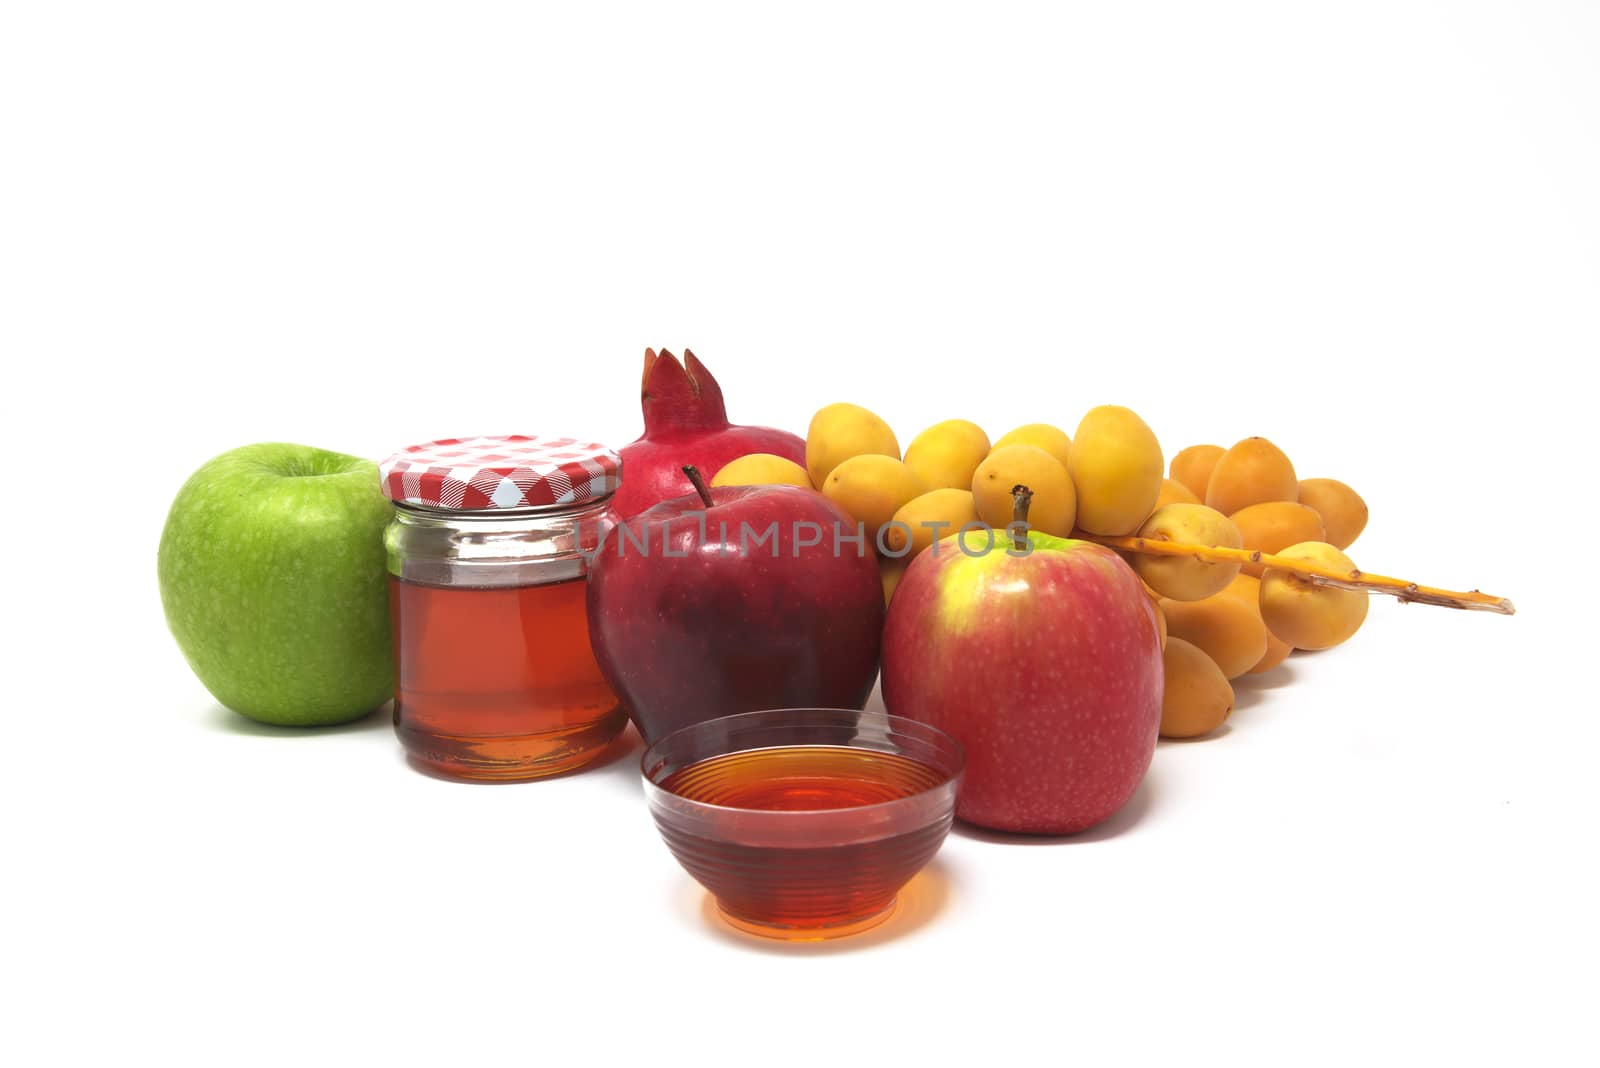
left=639, top=707, right=965, bottom=820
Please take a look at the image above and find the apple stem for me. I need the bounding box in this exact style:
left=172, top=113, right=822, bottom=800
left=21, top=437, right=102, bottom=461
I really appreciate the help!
left=681, top=465, right=716, bottom=509
left=1010, top=484, right=1033, bottom=552
left=1086, top=534, right=1515, bottom=615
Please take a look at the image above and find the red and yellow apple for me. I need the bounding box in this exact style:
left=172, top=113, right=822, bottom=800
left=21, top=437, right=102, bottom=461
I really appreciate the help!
left=881, top=530, right=1163, bottom=834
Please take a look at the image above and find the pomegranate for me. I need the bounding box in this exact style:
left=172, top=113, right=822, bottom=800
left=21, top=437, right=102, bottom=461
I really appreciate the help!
left=611, top=349, right=807, bottom=518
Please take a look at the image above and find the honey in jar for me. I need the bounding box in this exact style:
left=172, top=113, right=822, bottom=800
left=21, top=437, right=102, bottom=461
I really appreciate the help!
left=379, top=435, right=626, bottom=780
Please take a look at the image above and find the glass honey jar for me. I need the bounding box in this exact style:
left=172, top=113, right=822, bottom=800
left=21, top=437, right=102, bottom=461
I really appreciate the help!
left=379, top=435, right=626, bottom=780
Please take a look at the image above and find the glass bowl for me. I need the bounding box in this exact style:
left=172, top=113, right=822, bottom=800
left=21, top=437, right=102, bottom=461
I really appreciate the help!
left=641, top=707, right=964, bottom=940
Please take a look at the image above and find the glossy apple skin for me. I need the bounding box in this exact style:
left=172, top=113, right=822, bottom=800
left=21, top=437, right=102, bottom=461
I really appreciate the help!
left=587, top=484, right=883, bottom=744
left=881, top=533, right=1162, bottom=834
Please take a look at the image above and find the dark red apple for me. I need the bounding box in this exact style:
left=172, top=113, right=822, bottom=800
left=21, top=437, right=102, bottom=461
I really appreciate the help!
left=612, top=349, right=807, bottom=518
left=881, top=529, right=1163, bottom=834
left=587, top=468, right=883, bottom=745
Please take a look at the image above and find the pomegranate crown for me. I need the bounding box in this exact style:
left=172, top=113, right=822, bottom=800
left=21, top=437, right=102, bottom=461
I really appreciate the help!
left=640, top=347, right=730, bottom=435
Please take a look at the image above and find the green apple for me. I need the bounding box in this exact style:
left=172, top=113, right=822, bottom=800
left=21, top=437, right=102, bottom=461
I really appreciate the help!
left=158, top=443, right=393, bottom=726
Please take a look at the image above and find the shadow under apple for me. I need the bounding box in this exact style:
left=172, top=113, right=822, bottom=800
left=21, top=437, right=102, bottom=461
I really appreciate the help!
left=204, top=701, right=392, bottom=736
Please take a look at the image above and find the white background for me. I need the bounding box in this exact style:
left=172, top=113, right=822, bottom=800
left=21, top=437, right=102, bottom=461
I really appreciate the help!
left=3, top=2, right=1595, bottom=1065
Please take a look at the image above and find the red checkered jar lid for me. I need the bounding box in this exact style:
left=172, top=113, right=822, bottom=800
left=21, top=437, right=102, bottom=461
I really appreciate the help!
left=379, top=435, right=622, bottom=511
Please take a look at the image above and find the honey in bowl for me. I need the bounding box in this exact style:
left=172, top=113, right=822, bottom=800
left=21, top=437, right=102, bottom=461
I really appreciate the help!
left=643, top=710, right=964, bottom=940
left=662, top=746, right=945, bottom=809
